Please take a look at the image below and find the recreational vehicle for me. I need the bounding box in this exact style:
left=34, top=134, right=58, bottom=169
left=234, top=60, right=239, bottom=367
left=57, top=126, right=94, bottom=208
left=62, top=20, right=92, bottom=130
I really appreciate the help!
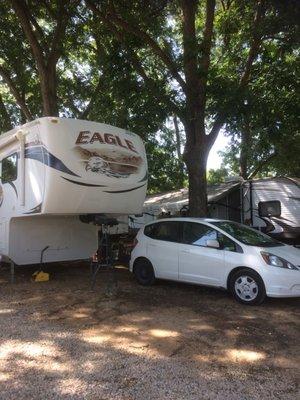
left=0, top=117, right=147, bottom=266
left=132, top=177, right=300, bottom=246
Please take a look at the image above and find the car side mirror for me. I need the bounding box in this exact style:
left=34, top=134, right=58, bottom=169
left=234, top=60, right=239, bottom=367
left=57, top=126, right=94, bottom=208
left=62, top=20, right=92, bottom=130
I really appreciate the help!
left=258, top=200, right=281, bottom=217
left=206, top=239, right=220, bottom=249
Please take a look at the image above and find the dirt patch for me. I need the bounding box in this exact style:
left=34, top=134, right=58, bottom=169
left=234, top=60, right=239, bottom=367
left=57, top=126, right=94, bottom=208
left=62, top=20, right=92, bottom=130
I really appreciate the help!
left=0, top=263, right=299, bottom=399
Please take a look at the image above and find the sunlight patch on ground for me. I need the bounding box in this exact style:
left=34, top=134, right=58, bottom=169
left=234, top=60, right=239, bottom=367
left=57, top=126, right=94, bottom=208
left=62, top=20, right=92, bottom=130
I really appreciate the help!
left=0, top=339, right=71, bottom=376
left=0, top=340, right=57, bottom=359
left=0, top=372, right=10, bottom=381
left=82, top=333, right=111, bottom=344
left=82, top=326, right=178, bottom=358
left=194, top=349, right=266, bottom=364
left=72, top=311, right=90, bottom=319
left=225, top=349, right=265, bottom=363
left=188, top=323, right=215, bottom=331
left=150, top=329, right=179, bottom=338
left=0, top=309, right=13, bottom=314
left=241, top=314, right=256, bottom=320
left=58, top=378, right=87, bottom=396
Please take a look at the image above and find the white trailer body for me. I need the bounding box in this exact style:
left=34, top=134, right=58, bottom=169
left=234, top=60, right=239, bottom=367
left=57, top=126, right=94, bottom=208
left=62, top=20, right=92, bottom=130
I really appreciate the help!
left=134, top=177, right=300, bottom=245
left=0, top=117, right=147, bottom=265
left=242, top=177, right=300, bottom=244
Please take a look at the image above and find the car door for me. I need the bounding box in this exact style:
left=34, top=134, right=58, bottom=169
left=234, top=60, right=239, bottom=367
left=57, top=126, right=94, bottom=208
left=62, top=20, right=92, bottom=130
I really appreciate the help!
left=178, top=222, right=225, bottom=286
left=145, top=220, right=183, bottom=280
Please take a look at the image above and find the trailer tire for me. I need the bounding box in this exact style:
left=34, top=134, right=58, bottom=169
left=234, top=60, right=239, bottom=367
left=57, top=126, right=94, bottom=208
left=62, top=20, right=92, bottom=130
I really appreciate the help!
left=133, top=258, right=155, bottom=286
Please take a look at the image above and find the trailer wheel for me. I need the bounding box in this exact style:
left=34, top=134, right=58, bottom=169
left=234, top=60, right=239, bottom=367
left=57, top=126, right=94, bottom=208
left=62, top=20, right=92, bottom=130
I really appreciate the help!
left=133, top=258, right=155, bottom=286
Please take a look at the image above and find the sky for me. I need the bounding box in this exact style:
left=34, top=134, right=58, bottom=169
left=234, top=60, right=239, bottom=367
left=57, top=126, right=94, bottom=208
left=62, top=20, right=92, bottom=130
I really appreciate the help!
left=165, top=119, right=231, bottom=171
left=207, top=129, right=230, bottom=170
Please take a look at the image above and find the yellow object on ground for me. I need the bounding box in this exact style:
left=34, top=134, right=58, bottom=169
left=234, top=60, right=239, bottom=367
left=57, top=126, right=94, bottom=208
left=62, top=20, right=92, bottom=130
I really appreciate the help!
left=32, top=271, right=49, bottom=282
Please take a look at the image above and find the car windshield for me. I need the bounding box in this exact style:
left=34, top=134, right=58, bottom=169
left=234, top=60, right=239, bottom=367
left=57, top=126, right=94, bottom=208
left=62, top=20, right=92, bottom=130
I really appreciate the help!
left=211, top=221, right=284, bottom=247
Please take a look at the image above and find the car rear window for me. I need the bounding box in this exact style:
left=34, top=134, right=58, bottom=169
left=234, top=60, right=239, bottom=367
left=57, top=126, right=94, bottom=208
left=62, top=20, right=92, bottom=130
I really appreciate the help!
left=144, top=221, right=182, bottom=243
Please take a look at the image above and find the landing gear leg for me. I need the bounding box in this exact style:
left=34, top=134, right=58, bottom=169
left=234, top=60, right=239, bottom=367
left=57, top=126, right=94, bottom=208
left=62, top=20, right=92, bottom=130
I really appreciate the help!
left=90, top=219, right=118, bottom=296
left=10, top=261, right=15, bottom=284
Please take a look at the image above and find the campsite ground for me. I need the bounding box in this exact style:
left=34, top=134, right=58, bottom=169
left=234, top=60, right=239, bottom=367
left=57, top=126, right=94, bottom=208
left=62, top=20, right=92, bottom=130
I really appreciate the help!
left=0, top=263, right=299, bottom=400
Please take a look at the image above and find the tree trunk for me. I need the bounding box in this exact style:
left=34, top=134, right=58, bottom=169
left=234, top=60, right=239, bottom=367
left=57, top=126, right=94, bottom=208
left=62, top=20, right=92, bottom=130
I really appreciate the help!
left=40, top=65, right=58, bottom=116
left=239, top=119, right=251, bottom=179
left=184, top=123, right=209, bottom=217
left=186, top=151, right=208, bottom=217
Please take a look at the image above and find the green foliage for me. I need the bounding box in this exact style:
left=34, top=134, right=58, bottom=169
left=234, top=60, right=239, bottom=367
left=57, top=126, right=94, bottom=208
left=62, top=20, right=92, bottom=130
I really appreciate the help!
left=0, top=0, right=298, bottom=199
left=146, top=126, right=186, bottom=193
left=220, top=2, right=299, bottom=178
left=207, top=168, right=229, bottom=185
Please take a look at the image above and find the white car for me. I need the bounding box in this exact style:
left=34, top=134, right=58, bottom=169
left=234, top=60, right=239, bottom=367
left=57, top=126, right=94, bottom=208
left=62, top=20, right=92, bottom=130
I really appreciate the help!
left=130, top=218, right=300, bottom=305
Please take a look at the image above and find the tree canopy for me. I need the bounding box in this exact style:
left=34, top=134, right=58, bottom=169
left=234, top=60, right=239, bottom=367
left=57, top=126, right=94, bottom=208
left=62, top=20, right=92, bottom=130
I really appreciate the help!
left=0, top=0, right=299, bottom=209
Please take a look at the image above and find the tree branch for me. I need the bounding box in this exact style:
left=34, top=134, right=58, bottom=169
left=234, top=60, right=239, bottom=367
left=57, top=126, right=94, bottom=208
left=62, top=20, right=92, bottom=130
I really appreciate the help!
left=173, top=115, right=182, bottom=158
left=93, top=14, right=151, bottom=84
left=207, top=0, right=265, bottom=148
left=0, top=93, right=13, bottom=131
left=48, top=0, right=71, bottom=68
left=65, top=98, right=81, bottom=117
left=0, top=65, right=33, bottom=120
left=247, top=152, right=277, bottom=179
left=27, top=12, right=46, bottom=49
left=206, top=112, right=225, bottom=149
left=11, top=0, right=46, bottom=71
left=80, top=76, right=102, bottom=119
left=89, top=5, right=184, bottom=121
left=239, top=0, right=265, bottom=88
left=199, top=0, right=216, bottom=94
left=86, top=0, right=187, bottom=92
left=182, top=0, right=198, bottom=95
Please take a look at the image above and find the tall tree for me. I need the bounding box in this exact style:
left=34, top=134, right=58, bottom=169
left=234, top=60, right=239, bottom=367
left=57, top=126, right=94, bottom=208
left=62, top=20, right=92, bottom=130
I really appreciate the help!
left=10, top=0, right=73, bottom=116
left=86, top=0, right=267, bottom=216
left=220, top=0, right=300, bottom=179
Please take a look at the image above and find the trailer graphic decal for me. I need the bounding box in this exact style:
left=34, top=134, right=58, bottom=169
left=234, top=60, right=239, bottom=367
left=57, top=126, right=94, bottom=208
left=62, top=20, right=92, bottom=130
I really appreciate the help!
left=75, top=146, right=143, bottom=179
left=25, top=145, right=80, bottom=177
left=24, top=203, right=42, bottom=214
left=8, top=182, right=18, bottom=198
left=0, top=182, right=18, bottom=207
left=103, top=183, right=146, bottom=193
left=75, top=131, right=138, bottom=153
left=138, top=171, right=148, bottom=183
left=61, top=177, right=107, bottom=187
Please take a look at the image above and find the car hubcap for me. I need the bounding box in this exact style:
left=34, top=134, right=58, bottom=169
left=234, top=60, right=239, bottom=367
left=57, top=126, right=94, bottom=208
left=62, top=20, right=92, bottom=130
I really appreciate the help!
left=234, top=275, right=258, bottom=301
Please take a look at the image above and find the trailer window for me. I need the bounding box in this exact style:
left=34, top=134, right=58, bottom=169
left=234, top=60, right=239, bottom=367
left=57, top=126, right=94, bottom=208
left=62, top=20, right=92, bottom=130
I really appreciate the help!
left=1, top=153, right=18, bottom=183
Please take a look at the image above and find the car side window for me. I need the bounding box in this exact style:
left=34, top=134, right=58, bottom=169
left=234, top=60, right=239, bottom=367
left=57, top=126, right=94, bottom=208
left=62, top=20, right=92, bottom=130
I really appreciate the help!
left=217, top=232, right=237, bottom=252
left=144, top=221, right=182, bottom=243
left=183, top=222, right=218, bottom=247
left=1, top=153, right=18, bottom=183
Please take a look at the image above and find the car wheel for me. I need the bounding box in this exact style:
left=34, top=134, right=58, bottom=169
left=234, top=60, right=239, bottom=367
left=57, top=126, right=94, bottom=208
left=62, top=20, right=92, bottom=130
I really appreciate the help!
left=133, top=258, right=155, bottom=286
left=230, top=269, right=266, bottom=305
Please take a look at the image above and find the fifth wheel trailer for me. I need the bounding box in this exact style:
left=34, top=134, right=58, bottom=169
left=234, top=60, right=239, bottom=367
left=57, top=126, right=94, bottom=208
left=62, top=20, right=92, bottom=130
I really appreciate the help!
left=0, top=117, right=147, bottom=265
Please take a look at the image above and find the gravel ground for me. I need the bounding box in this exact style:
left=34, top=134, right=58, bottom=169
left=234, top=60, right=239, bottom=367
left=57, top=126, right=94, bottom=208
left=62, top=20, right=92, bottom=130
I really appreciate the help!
left=0, top=263, right=299, bottom=400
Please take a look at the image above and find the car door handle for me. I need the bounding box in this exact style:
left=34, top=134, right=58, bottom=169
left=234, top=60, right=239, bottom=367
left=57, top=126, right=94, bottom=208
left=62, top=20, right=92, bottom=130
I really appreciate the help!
left=148, top=243, right=157, bottom=247
left=182, top=249, right=191, bottom=254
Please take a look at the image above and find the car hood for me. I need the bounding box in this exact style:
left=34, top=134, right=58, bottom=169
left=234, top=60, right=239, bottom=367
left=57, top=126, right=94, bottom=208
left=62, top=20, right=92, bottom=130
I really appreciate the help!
left=259, top=245, right=300, bottom=266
